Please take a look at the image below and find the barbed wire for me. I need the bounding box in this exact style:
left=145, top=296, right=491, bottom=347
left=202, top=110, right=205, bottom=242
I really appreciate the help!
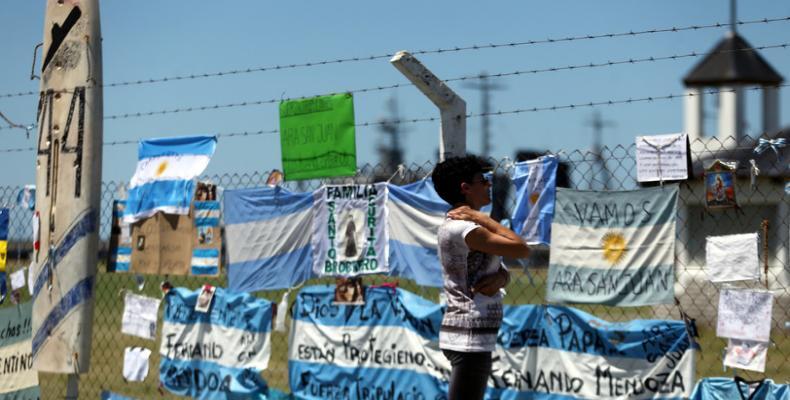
left=94, top=42, right=790, bottom=122
left=0, top=84, right=786, bottom=154
left=1, top=15, right=787, bottom=99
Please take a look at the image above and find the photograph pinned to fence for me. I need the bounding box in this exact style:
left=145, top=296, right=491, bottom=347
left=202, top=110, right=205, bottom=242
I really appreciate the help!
left=195, top=284, right=216, bottom=312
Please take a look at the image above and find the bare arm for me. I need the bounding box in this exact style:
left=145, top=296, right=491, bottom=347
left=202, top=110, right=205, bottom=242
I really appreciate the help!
left=448, top=206, right=530, bottom=259
left=472, top=266, right=511, bottom=296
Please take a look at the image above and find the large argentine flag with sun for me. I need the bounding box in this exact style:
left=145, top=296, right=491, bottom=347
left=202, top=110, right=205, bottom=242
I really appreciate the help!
left=546, top=185, right=678, bottom=306
left=124, top=135, right=217, bottom=224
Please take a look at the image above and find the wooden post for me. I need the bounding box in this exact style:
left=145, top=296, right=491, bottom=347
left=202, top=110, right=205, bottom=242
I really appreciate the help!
left=390, top=51, right=466, bottom=161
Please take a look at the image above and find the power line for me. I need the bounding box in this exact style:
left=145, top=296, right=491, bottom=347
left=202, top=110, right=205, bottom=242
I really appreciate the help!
left=1, top=15, right=787, bottom=99
left=95, top=42, right=790, bottom=122
left=0, top=84, right=786, bottom=154
left=4, top=42, right=787, bottom=129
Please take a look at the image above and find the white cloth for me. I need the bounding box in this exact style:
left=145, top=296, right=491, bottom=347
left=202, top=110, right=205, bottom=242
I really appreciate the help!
left=717, top=288, right=773, bottom=342
left=123, top=347, right=151, bottom=382
left=723, top=339, right=768, bottom=373
left=121, top=293, right=161, bottom=340
left=9, top=269, right=25, bottom=291
left=706, top=233, right=760, bottom=282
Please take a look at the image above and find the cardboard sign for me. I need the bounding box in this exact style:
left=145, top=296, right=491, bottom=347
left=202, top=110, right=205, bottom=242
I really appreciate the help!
left=128, top=194, right=222, bottom=276
left=131, top=212, right=194, bottom=275
left=279, top=93, right=357, bottom=181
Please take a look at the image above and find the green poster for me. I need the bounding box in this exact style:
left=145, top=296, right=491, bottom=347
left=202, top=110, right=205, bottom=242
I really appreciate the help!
left=279, top=93, right=356, bottom=180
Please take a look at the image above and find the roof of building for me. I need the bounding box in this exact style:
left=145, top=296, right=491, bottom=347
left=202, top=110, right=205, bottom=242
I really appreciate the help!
left=683, top=33, right=784, bottom=86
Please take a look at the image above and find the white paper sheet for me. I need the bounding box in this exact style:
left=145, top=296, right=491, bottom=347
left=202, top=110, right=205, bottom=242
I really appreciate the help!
left=717, top=288, right=773, bottom=342
left=636, top=133, right=688, bottom=182
left=706, top=233, right=760, bottom=282
left=26, top=262, right=34, bottom=296
left=9, top=269, right=25, bottom=291
left=121, top=293, right=161, bottom=340
left=723, top=339, right=768, bottom=373
left=123, top=347, right=151, bottom=382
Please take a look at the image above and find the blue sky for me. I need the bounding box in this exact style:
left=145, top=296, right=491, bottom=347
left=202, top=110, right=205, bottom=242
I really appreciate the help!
left=0, top=1, right=788, bottom=187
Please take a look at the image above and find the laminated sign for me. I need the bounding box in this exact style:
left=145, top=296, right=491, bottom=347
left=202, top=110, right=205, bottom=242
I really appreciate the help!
left=279, top=93, right=356, bottom=180
left=546, top=185, right=679, bottom=306
left=312, top=183, right=388, bottom=277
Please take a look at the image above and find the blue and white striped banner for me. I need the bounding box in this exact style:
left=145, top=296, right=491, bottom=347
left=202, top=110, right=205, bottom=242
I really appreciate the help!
left=191, top=248, right=220, bottom=276
left=547, top=185, right=679, bottom=306
left=224, top=179, right=449, bottom=292
left=123, top=135, right=217, bottom=224
left=109, top=200, right=131, bottom=273
left=510, top=155, right=558, bottom=246
left=159, top=287, right=273, bottom=399
left=289, top=286, right=697, bottom=399
left=194, top=201, right=221, bottom=227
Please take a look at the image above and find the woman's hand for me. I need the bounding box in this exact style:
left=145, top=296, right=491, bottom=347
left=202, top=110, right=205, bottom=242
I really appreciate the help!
left=447, top=205, right=485, bottom=224
left=472, top=267, right=510, bottom=296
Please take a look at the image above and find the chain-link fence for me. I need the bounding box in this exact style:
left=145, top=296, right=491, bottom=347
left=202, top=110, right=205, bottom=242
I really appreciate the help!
left=0, top=135, right=788, bottom=398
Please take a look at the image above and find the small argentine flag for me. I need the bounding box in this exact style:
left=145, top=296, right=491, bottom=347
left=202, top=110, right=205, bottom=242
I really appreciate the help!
left=123, top=135, right=217, bottom=224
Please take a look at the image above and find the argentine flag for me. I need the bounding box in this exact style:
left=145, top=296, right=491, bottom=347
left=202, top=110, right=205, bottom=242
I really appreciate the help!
left=224, top=178, right=449, bottom=292
left=510, top=155, right=558, bottom=246
left=123, top=136, right=217, bottom=224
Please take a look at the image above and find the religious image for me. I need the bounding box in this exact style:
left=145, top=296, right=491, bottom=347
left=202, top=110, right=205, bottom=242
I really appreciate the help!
left=704, top=160, right=737, bottom=209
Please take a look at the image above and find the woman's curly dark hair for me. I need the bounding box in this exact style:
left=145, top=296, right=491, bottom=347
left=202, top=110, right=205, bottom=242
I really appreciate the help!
left=431, top=155, right=491, bottom=206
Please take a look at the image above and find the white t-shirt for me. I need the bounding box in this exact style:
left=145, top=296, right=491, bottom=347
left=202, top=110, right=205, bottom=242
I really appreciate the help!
left=437, top=219, right=505, bottom=352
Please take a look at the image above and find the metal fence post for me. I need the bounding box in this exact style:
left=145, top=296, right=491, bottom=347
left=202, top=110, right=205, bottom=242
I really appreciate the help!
left=390, top=51, right=466, bottom=161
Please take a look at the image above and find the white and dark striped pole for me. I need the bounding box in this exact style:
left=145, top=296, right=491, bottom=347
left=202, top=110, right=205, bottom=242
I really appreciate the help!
left=31, top=0, right=103, bottom=397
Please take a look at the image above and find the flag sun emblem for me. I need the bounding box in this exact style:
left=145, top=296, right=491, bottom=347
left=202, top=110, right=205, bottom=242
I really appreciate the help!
left=601, top=231, right=627, bottom=266
left=156, top=160, right=169, bottom=177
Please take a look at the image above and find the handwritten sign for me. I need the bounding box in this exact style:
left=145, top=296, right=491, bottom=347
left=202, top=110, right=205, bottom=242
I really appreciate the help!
left=546, top=185, right=679, bottom=306
left=0, top=302, right=40, bottom=400
left=717, top=288, right=773, bottom=342
left=279, top=93, right=356, bottom=181
left=311, top=184, right=389, bottom=277
left=635, top=133, right=688, bottom=182
left=159, top=287, right=272, bottom=399
left=289, top=285, right=696, bottom=399
left=121, top=293, right=161, bottom=340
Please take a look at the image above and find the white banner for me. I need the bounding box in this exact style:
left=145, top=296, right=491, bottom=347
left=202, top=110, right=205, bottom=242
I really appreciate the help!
left=311, top=184, right=389, bottom=276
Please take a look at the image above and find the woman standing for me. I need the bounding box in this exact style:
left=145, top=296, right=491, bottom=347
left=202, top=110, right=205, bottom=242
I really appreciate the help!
left=432, top=155, right=530, bottom=400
